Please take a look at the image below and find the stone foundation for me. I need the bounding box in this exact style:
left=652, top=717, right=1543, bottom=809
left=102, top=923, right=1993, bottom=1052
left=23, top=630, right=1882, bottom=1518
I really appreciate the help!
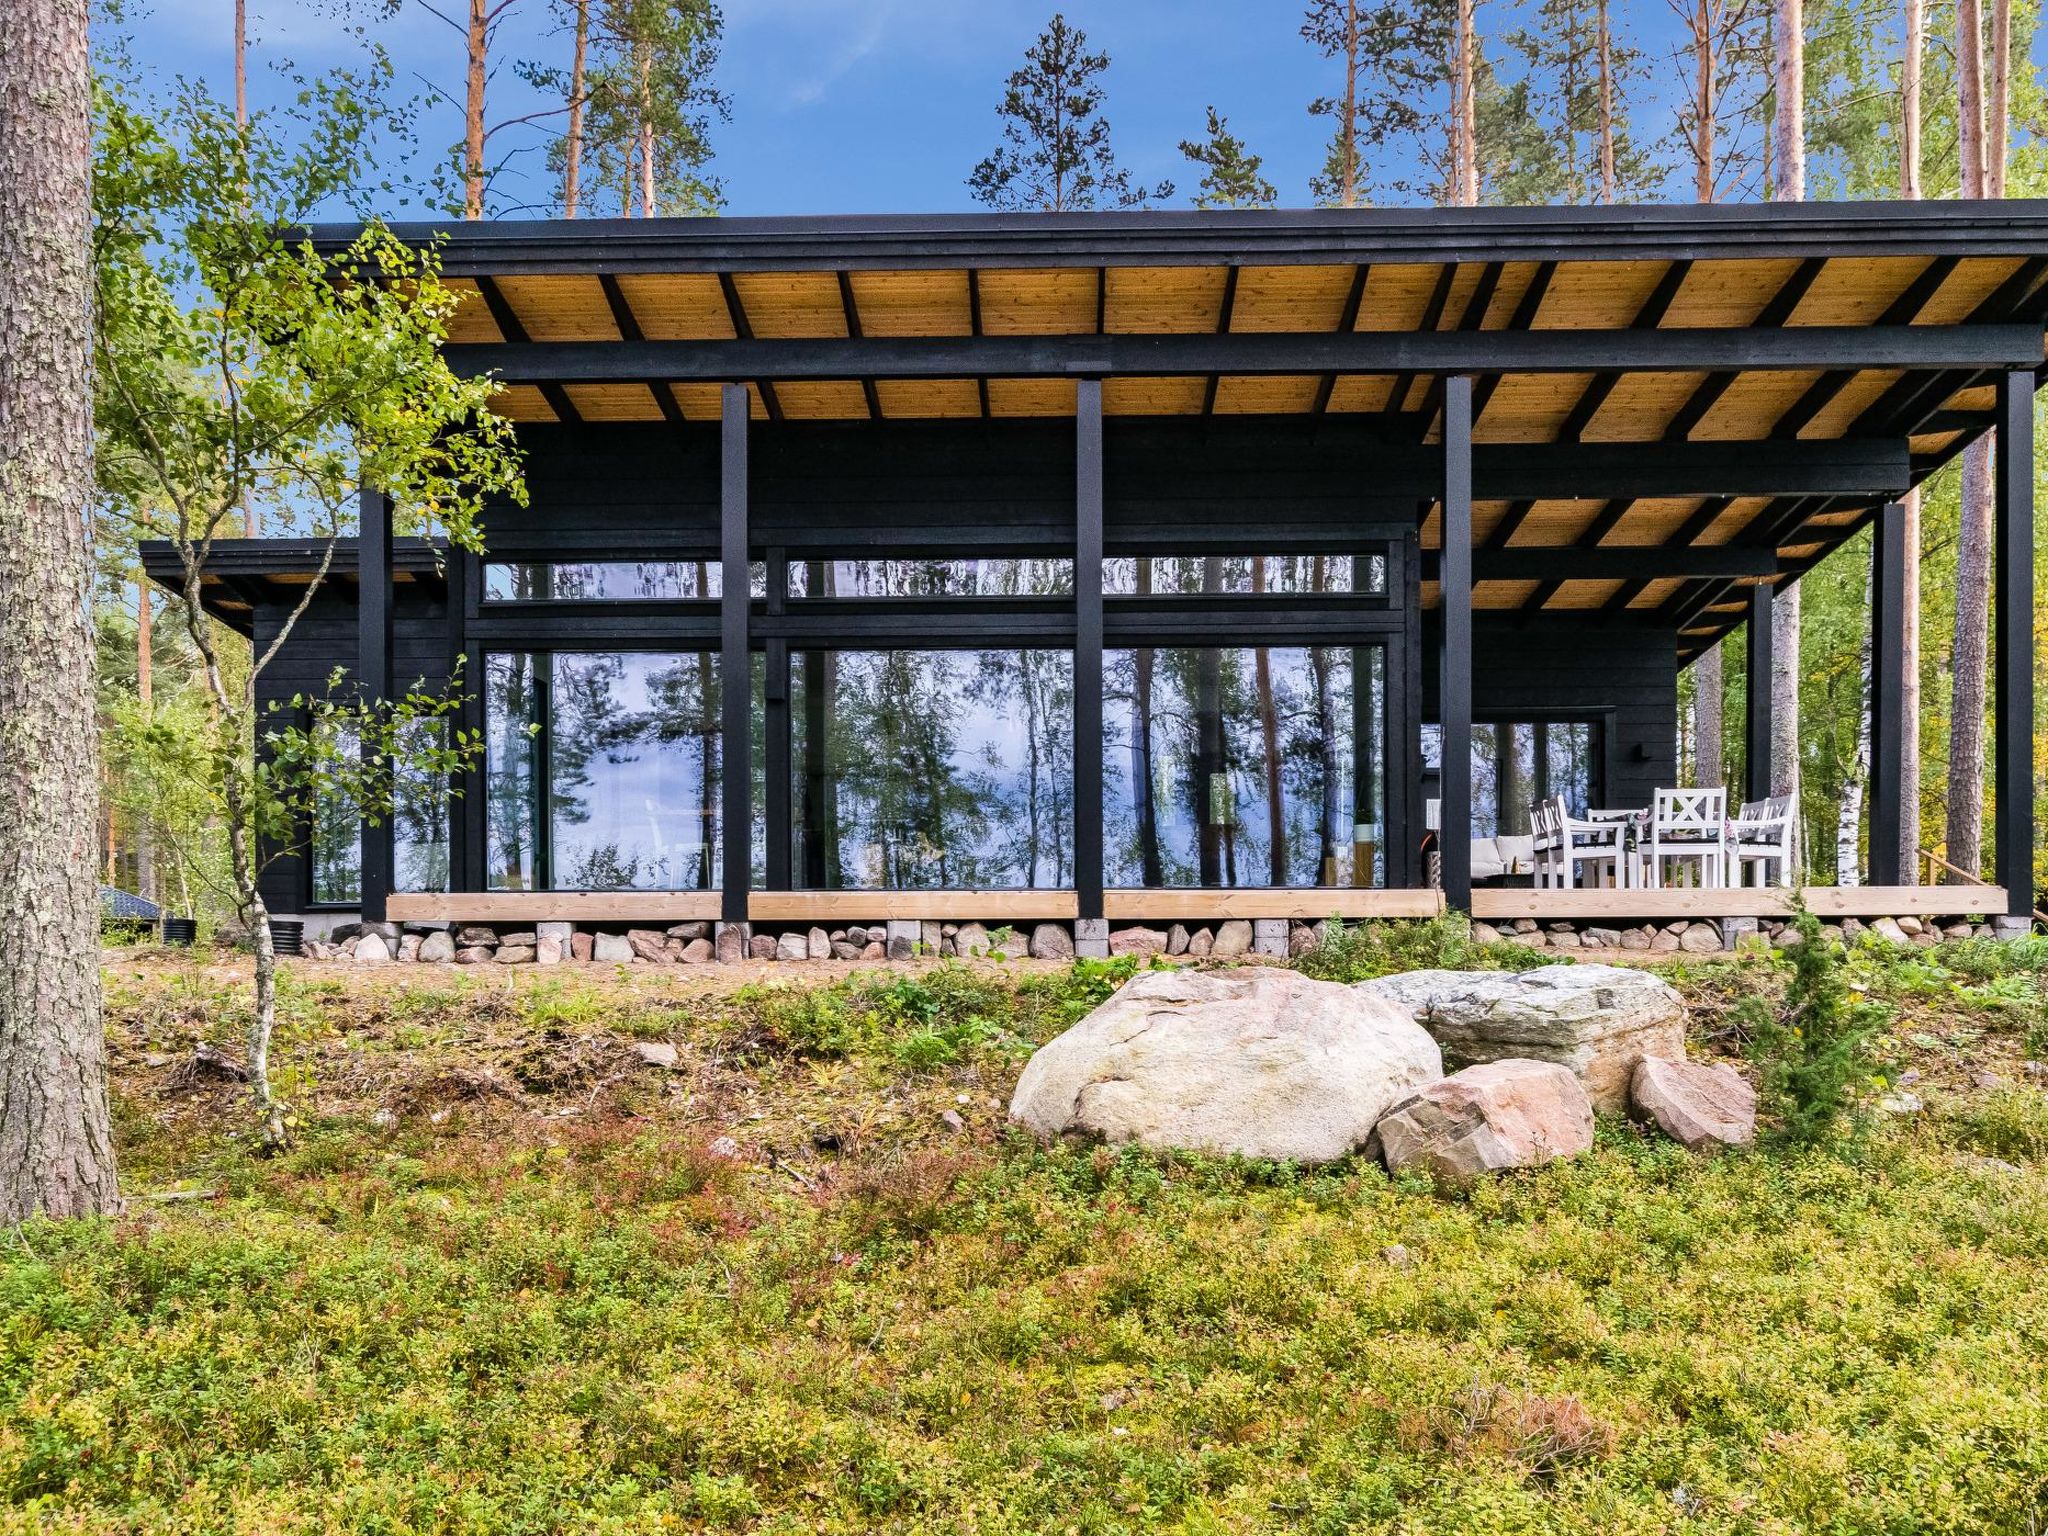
left=1471, top=913, right=2000, bottom=954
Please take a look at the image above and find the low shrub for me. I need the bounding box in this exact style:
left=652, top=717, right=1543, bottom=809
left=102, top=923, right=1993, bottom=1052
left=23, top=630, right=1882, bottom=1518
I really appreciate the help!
left=1294, top=913, right=1552, bottom=983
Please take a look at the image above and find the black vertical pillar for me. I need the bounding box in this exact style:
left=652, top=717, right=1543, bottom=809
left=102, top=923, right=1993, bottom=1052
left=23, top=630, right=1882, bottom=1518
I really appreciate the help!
left=1439, top=375, right=1474, bottom=909
left=358, top=487, right=394, bottom=921
left=446, top=541, right=487, bottom=895
left=1868, top=501, right=1907, bottom=886
left=1074, top=379, right=1105, bottom=916
left=763, top=547, right=791, bottom=891
left=1994, top=369, right=2035, bottom=920
left=1744, top=581, right=1774, bottom=808
left=720, top=384, right=751, bottom=922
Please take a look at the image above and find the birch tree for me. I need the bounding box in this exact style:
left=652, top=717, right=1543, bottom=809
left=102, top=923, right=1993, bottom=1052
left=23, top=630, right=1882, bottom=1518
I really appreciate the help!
left=1768, top=0, right=1805, bottom=839
left=1897, top=0, right=1923, bottom=877
left=92, top=70, right=523, bottom=1142
left=0, top=0, right=122, bottom=1223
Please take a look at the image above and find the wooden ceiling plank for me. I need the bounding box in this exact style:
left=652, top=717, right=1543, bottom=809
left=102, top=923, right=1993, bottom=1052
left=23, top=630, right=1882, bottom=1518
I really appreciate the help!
left=967, top=269, right=991, bottom=418
left=1472, top=259, right=1555, bottom=427
left=1662, top=257, right=1826, bottom=443
left=718, top=271, right=784, bottom=422
left=598, top=273, right=685, bottom=426
left=475, top=275, right=581, bottom=424
left=1312, top=263, right=1371, bottom=415
left=836, top=271, right=882, bottom=421
left=1382, top=262, right=1458, bottom=428
left=1203, top=265, right=1241, bottom=417
left=1558, top=259, right=1694, bottom=444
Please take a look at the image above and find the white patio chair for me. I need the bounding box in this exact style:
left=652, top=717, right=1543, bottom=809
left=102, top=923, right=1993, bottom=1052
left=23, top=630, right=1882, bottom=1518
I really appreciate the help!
left=1647, top=786, right=1727, bottom=889
left=1554, top=797, right=1624, bottom=889
left=1730, top=794, right=1796, bottom=887
left=1529, top=799, right=1561, bottom=888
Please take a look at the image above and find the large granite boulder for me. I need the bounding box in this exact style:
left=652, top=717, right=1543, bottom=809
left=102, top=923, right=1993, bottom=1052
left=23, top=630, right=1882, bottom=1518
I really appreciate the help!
left=1354, top=963, right=1684, bottom=1113
left=1630, top=1057, right=1757, bottom=1150
left=1373, top=1059, right=1595, bottom=1185
left=1010, top=967, right=1441, bottom=1164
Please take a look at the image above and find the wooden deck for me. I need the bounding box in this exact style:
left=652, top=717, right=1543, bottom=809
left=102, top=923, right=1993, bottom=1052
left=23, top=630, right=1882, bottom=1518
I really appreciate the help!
left=380, top=885, right=2003, bottom=927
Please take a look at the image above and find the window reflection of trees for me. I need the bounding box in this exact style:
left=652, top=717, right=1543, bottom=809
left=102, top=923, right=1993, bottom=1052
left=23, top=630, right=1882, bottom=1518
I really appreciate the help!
left=792, top=648, right=1073, bottom=889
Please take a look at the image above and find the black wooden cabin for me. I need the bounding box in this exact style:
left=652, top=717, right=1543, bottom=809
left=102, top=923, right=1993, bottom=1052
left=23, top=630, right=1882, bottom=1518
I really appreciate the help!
left=145, top=202, right=2045, bottom=937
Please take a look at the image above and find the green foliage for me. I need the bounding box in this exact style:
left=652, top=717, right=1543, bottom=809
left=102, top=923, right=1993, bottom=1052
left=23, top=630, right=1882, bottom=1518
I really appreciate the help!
left=1178, top=106, right=1276, bottom=208
left=969, top=14, right=1172, bottom=211
left=1738, top=909, right=1888, bottom=1146
left=1293, top=913, right=1555, bottom=983
left=15, top=951, right=2048, bottom=1531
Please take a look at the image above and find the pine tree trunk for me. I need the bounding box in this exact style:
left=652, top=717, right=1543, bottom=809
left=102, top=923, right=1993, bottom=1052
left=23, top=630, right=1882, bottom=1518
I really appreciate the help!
left=234, top=0, right=248, bottom=127
left=562, top=0, right=587, bottom=217
left=1455, top=0, right=1478, bottom=204
left=1596, top=0, right=1616, bottom=203
left=0, top=0, right=121, bottom=1221
left=1946, top=0, right=1997, bottom=878
left=463, top=0, right=487, bottom=218
left=1341, top=0, right=1360, bottom=206
left=637, top=48, right=655, bottom=217
left=1695, top=643, right=1723, bottom=786
left=1691, top=0, right=1715, bottom=201
left=1897, top=0, right=1922, bottom=876
left=1988, top=0, right=2010, bottom=198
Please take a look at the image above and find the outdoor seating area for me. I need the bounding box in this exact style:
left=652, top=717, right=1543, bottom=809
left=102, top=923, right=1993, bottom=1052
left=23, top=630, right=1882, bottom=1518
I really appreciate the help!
left=1531, top=787, right=1798, bottom=890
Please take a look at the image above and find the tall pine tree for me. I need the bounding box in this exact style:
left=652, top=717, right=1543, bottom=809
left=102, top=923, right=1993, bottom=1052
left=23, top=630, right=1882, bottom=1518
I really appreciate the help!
left=1179, top=107, right=1276, bottom=207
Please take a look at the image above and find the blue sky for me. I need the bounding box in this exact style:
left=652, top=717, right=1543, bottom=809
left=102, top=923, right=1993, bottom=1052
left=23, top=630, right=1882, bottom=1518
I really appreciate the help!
left=125, top=0, right=1733, bottom=217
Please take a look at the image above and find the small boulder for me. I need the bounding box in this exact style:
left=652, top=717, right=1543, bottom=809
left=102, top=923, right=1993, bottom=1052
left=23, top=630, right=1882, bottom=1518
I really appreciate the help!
left=1550, top=930, right=1583, bottom=950
left=808, top=927, right=831, bottom=960
left=1010, top=967, right=1441, bottom=1164
left=1650, top=928, right=1682, bottom=954
left=681, top=938, right=714, bottom=963
left=396, top=933, right=422, bottom=963
left=1028, top=923, right=1073, bottom=960
left=714, top=924, right=744, bottom=964
left=627, top=930, right=669, bottom=964
left=593, top=932, right=635, bottom=964
left=456, top=926, right=497, bottom=947
left=454, top=945, right=493, bottom=965
left=634, top=1041, right=680, bottom=1069
left=417, top=930, right=456, bottom=964
left=495, top=945, right=537, bottom=965
left=1167, top=923, right=1190, bottom=956
left=1619, top=926, right=1653, bottom=951
left=749, top=934, right=779, bottom=961
left=1374, top=1059, right=1594, bottom=1186
left=831, top=941, right=860, bottom=961
left=353, top=933, right=391, bottom=965
left=1185, top=927, right=1214, bottom=957
left=1356, top=963, right=1686, bottom=1113
left=860, top=940, right=886, bottom=960
left=1630, top=1057, right=1756, bottom=1151
left=1110, top=926, right=1168, bottom=957
left=570, top=932, right=595, bottom=962
left=667, top=921, right=711, bottom=942
left=1895, top=915, right=1924, bottom=936
left=535, top=935, right=564, bottom=965
left=1470, top=921, right=1503, bottom=946
left=498, top=931, right=538, bottom=948
left=1212, top=920, right=1254, bottom=959
left=956, top=922, right=992, bottom=957
left=1679, top=923, right=1724, bottom=953
left=1868, top=916, right=1910, bottom=945
left=777, top=932, right=809, bottom=962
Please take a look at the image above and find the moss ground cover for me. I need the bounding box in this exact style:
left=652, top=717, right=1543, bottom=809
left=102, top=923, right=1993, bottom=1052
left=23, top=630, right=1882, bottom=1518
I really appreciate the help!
left=4, top=939, right=2047, bottom=1533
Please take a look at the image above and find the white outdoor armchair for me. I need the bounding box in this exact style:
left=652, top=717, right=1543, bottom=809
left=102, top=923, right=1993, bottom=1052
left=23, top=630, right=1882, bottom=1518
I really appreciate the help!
left=1731, top=794, right=1796, bottom=887
left=1647, top=786, right=1728, bottom=889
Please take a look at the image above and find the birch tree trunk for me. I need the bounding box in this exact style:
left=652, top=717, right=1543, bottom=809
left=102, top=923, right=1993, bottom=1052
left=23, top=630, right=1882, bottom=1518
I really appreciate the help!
left=234, top=0, right=248, bottom=127
left=1836, top=564, right=1873, bottom=884
left=1947, top=0, right=1997, bottom=877
left=1897, top=0, right=1923, bottom=877
left=1768, top=0, right=1804, bottom=827
left=0, top=0, right=121, bottom=1222
left=463, top=0, right=488, bottom=218
left=1596, top=0, right=1616, bottom=203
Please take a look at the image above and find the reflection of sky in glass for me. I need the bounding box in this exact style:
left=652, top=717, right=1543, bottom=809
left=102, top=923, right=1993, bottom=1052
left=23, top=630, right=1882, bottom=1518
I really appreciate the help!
left=484, top=562, right=770, bottom=601
left=788, top=560, right=1074, bottom=598
left=792, top=649, right=1072, bottom=889
left=548, top=652, right=720, bottom=891
left=1426, top=722, right=1598, bottom=837
left=1105, top=646, right=1383, bottom=889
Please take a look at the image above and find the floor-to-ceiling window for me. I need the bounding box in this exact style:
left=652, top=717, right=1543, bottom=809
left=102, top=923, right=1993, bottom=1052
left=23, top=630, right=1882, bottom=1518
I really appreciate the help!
left=1423, top=718, right=1603, bottom=838
left=485, top=649, right=731, bottom=891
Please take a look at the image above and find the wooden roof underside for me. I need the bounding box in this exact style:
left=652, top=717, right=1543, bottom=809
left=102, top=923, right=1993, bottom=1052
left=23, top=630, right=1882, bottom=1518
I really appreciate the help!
left=309, top=204, right=2048, bottom=658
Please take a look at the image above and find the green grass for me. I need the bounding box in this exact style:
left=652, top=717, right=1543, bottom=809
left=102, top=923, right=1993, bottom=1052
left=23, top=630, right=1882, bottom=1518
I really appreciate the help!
left=6, top=944, right=2048, bottom=1533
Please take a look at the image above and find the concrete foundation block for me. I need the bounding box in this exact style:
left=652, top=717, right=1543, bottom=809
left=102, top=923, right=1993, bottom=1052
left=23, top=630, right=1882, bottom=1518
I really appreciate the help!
left=920, top=920, right=943, bottom=956
left=1252, top=918, right=1290, bottom=958
left=714, top=922, right=749, bottom=963
left=1719, top=916, right=1760, bottom=952
left=1992, top=914, right=2036, bottom=943
left=1074, top=917, right=1110, bottom=959
left=885, top=920, right=920, bottom=960
left=535, top=920, right=573, bottom=965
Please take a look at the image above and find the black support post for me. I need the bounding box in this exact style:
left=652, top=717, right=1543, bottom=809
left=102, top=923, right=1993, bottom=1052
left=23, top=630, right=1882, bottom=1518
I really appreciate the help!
left=1994, top=369, right=2036, bottom=920
left=720, top=384, right=751, bottom=922
left=1074, top=379, right=1105, bottom=917
left=358, top=487, right=394, bottom=922
left=1744, top=582, right=1774, bottom=808
left=764, top=548, right=791, bottom=891
left=1439, top=375, right=1474, bottom=909
left=1868, top=501, right=1907, bottom=885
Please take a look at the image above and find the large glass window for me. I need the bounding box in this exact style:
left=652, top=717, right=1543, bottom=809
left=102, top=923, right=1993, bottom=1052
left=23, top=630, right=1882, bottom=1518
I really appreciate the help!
left=1423, top=720, right=1600, bottom=838
left=308, top=718, right=449, bottom=904
left=1105, top=644, right=1386, bottom=888
left=788, top=559, right=1074, bottom=599
left=484, top=561, right=768, bottom=601
left=790, top=649, right=1073, bottom=888
left=487, top=650, right=727, bottom=891
left=1104, top=554, right=1386, bottom=596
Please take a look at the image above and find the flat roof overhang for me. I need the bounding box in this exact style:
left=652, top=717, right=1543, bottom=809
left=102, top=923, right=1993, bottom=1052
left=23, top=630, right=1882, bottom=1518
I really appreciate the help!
left=283, top=201, right=2048, bottom=656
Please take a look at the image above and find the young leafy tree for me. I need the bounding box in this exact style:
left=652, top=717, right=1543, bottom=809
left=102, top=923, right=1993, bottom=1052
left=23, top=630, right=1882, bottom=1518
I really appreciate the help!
left=92, top=66, right=524, bottom=1141
left=0, top=0, right=121, bottom=1223
left=969, top=14, right=1171, bottom=212
left=1179, top=106, right=1276, bottom=208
